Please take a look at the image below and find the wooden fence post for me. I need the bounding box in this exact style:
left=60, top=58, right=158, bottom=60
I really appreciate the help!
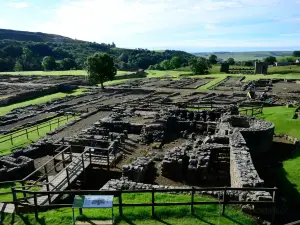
left=62, top=151, right=66, bottom=168
left=11, top=186, right=18, bottom=214
left=34, top=192, right=39, bottom=220
left=49, top=121, right=52, bottom=131
left=152, top=189, right=155, bottom=217
left=58, top=117, right=60, bottom=126
left=272, top=188, right=276, bottom=225
left=10, top=135, right=13, bottom=145
left=119, top=191, right=123, bottom=217
left=26, top=129, right=29, bottom=140
left=222, top=187, right=227, bottom=216
left=21, top=180, right=27, bottom=200
left=44, top=166, right=51, bottom=204
left=66, top=168, right=71, bottom=186
left=191, top=187, right=195, bottom=215
left=36, top=125, right=40, bottom=136
left=81, top=154, right=86, bottom=183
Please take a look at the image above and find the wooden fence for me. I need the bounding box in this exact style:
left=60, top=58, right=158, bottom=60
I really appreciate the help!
left=0, top=115, right=76, bottom=155
left=10, top=187, right=278, bottom=224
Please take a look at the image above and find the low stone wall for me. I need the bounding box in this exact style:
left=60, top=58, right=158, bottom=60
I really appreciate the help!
left=229, top=131, right=264, bottom=188
left=0, top=155, right=34, bottom=181
left=122, top=157, right=155, bottom=182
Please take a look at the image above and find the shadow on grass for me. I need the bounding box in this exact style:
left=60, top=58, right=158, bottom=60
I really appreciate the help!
left=276, top=149, right=300, bottom=205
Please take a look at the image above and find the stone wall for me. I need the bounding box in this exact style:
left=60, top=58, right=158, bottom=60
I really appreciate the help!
left=122, top=157, right=155, bottom=182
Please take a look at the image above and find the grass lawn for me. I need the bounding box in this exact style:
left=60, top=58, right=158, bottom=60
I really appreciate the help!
left=0, top=115, right=77, bottom=156
left=258, top=106, right=300, bottom=204
left=268, top=65, right=300, bottom=74
left=0, top=88, right=87, bottom=116
left=2, top=193, right=255, bottom=225
left=0, top=70, right=131, bottom=76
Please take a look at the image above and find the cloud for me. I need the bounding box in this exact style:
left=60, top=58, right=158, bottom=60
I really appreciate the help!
left=8, top=2, right=30, bottom=8
left=35, top=0, right=299, bottom=49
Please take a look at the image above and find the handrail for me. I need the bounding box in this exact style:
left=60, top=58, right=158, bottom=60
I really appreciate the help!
left=22, top=146, right=71, bottom=181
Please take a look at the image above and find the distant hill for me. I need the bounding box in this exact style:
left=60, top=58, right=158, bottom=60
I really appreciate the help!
left=0, top=28, right=84, bottom=43
left=0, top=28, right=194, bottom=72
left=194, top=51, right=293, bottom=61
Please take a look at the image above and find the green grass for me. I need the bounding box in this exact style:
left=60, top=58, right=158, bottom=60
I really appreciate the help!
left=268, top=65, right=300, bottom=74
left=0, top=70, right=132, bottom=76
left=0, top=88, right=87, bottom=116
left=2, top=193, right=255, bottom=225
left=257, top=106, right=300, bottom=204
left=258, top=106, right=300, bottom=138
left=0, top=115, right=77, bottom=156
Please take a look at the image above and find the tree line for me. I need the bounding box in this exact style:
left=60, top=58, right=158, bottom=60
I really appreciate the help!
left=0, top=39, right=194, bottom=72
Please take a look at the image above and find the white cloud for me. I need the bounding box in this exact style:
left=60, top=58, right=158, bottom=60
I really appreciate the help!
left=35, top=0, right=297, bottom=49
left=7, top=2, right=30, bottom=8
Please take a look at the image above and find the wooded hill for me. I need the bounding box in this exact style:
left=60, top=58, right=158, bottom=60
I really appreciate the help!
left=0, top=28, right=194, bottom=72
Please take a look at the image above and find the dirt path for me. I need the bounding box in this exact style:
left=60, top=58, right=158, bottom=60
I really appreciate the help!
left=50, top=111, right=111, bottom=139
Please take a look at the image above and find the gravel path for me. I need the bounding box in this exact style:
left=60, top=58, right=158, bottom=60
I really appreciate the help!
left=50, top=111, right=111, bottom=139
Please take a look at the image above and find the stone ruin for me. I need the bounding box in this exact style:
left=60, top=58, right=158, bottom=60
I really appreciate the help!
left=99, top=107, right=274, bottom=203
left=0, top=155, right=34, bottom=181
left=122, top=157, right=155, bottom=183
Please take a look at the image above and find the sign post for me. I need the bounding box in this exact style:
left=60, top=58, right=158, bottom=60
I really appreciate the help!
left=72, top=195, right=114, bottom=225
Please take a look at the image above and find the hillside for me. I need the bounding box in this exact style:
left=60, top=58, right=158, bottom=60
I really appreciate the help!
left=0, top=29, right=194, bottom=72
left=194, top=51, right=293, bottom=61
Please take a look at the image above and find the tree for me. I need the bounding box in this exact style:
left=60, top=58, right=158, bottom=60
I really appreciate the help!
left=264, top=56, right=277, bottom=65
left=160, top=60, right=171, bottom=70
left=42, top=56, right=56, bottom=71
left=227, top=58, right=235, bottom=65
left=170, top=56, right=182, bottom=69
left=244, top=61, right=254, bottom=67
left=85, top=53, right=117, bottom=89
left=208, top=54, right=218, bottom=65
left=293, top=51, right=300, bottom=57
left=14, top=60, right=23, bottom=71
left=59, top=58, right=77, bottom=70
left=189, top=57, right=212, bottom=75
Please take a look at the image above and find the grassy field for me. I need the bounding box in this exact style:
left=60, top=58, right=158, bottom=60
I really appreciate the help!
left=258, top=106, right=300, bottom=204
left=268, top=65, right=300, bottom=74
left=2, top=193, right=255, bottom=225
left=0, top=115, right=77, bottom=156
left=0, top=70, right=132, bottom=76
left=194, top=51, right=293, bottom=61
left=0, top=88, right=86, bottom=116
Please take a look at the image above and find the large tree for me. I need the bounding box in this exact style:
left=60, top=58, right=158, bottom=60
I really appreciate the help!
left=85, top=53, right=117, bottom=89
left=42, top=56, right=56, bottom=71
left=170, top=56, right=182, bottom=69
left=264, top=56, right=277, bottom=65
left=189, top=57, right=212, bottom=75
left=208, top=54, right=218, bottom=65
left=227, top=58, right=235, bottom=65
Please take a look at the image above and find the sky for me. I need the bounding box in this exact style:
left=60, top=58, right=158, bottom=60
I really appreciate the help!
left=1, top=0, right=300, bottom=52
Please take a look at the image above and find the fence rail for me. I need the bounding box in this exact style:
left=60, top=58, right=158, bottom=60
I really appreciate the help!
left=0, top=115, right=76, bottom=154
left=10, top=186, right=278, bottom=224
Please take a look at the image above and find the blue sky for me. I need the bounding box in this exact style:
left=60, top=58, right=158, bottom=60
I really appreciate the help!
left=1, top=0, right=300, bottom=52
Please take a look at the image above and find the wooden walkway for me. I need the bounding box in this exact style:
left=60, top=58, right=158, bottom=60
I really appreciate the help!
left=29, top=153, right=91, bottom=206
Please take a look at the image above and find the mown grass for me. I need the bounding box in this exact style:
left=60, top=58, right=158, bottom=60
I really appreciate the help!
left=0, top=115, right=77, bottom=156
left=268, top=65, right=300, bottom=74
left=257, top=106, right=300, bottom=204
left=2, top=193, right=255, bottom=225
left=0, top=88, right=87, bottom=116
left=0, top=70, right=132, bottom=76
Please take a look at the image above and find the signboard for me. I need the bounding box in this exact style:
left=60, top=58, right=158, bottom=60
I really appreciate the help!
left=72, top=195, right=114, bottom=225
left=73, top=195, right=114, bottom=209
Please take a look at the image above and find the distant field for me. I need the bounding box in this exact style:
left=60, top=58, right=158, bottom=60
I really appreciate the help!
left=0, top=70, right=132, bottom=76
left=0, top=88, right=87, bottom=116
left=194, top=51, right=293, bottom=61
left=268, top=65, right=300, bottom=74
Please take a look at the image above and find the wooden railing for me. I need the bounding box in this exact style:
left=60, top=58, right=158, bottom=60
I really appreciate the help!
left=10, top=187, right=278, bottom=224
left=0, top=115, right=77, bottom=155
